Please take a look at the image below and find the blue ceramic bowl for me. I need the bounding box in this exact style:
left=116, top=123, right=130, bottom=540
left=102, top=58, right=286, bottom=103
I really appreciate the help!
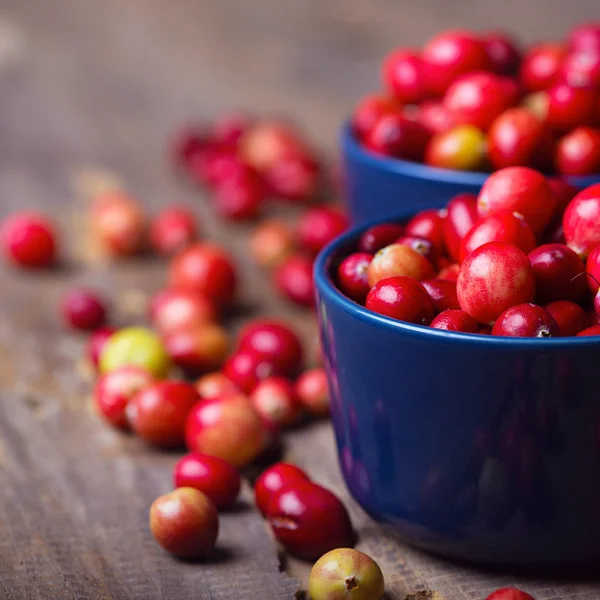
left=315, top=211, right=600, bottom=568
left=341, top=121, right=600, bottom=225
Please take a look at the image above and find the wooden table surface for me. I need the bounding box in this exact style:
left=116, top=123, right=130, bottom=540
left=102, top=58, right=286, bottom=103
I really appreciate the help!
left=1, top=1, right=600, bottom=599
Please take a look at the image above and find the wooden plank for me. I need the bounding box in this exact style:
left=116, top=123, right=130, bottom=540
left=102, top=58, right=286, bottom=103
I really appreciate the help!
left=0, top=0, right=599, bottom=598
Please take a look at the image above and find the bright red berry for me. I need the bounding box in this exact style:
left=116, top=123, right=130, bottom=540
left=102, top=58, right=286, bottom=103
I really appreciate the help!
left=483, top=32, right=521, bottom=75
left=254, top=463, right=310, bottom=516
left=422, top=30, right=491, bottom=96
left=295, top=367, right=330, bottom=417
left=264, top=153, right=319, bottom=203
left=544, top=300, right=588, bottom=336
left=492, top=303, right=559, bottom=337
left=149, top=287, right=217, bottom=335
left=297, top=207, right=349, bottom=255
left=430, top=309, right=479, bottom=333
left=267, top=480, right=354, bottom=560
left=528, top=243, right=587, bottom=302
left=250, top=376, right=301, bottom=431
left=352, top=94, right=400, bottom=140
left=382, top=49, right=428, bottom=103
left=274, top=254, right=315, bottom=307
left=476, top=167, right=556, bottom=233
left=460, top=210, right=536, bottom=262
left=213, top=169, right=264, bottom=221
left=149, top=205, right=199, bottom=256
left=238, top=320, right=303, bottom=377
left=61, top=289, right=108, bottom=331
left=222, top=350, right=276, bottom=394
left=486, top=587, right=536, bottom=600
left=358, top=224, right=405, bottom=254
left=337, top=252, right=372, bottom=302
left=173, top=452, right=241, bottom=509
left=421, top=279, right=460, bottom=313
left=563, top=183, right=600, bottom=257
left=457, top=242, right=535, bottom=324
left=366, top=276, right=435, bottom=324
left=442, top=193, right=479, bottom=261
left=0, top=211, right=57, bottom=268
left=520, top=43, right=566, bottom=91
left=546, top=84, right=597, bottom=131
left=169, top=242, right=237, bottom=305
left=128, top=381, right=200, bottom=448
left=405, top=209, right=445, bottom=252
left=555, top=127, right=600, bottom=176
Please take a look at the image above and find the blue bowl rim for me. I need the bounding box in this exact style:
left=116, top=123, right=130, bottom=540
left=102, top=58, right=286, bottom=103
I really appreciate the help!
left=340, top=120, right=600, bottom=189
left=314, top=210, right=600, bottom=348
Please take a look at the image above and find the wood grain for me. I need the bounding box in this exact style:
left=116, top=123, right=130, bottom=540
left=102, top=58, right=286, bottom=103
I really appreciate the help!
left=0, top=0, right=599, bottom=598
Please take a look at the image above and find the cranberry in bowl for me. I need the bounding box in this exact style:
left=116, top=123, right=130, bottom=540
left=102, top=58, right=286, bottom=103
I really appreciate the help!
left=314, top=203, right=600, bottom=567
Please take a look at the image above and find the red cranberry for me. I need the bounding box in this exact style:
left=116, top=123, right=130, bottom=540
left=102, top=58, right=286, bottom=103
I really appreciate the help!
left=547, top=84, right=597, bottom=132
left=443, top=193, right=479, bottom=261
left=150, top=488, right=219, bottom=560
left=297, top=207, right=348, bottom=255
left=545, top=300, right=588, bottom=336
left=366, top=276, right=435, bottom=324
left=352, top=94, right=399, bottom=140
left=264, top=153, right=319, bottom=203
left=425, top=125, right=487, bottom=171
left=91, top=193, right=146, bottom=257
left=149, top=205, right=198, bottom=256
left=405, top=209, right=445, bottom=252
left=528, top=243, right=587, bottom=302
left=93, top=366, right=154, bottom=430
left=239, top=121, right=308, bottom=173
left=431, top=309, right=479, bottom=333
left=457, top=242, right=535, bottom=324
left=422, top=30, right=491, bottom=96
left=238, top=320, right=303, bottom=377
left=250, top=376, right=301, bottom=431
left=487, top=108, right=552, bottom=170
left=192, top=147, right=247, bottom=189
left=213, top=169, right=264, bottom=221
left=368, top=243, right=435, bottom=285
left=128, top=381, right=200, bottom=448
left=249, top=219, right=296, bottom=268
left=460, top=210, right=536, bottom=262
left=560, top=50, right=600, bottom=89
left=382, top=49, right=427, bottom=104
left=577, top=325, right=600, bottom=336
left=358, top=223, right=405, bottom=253
left=364, top=112, right=430, bottom=161
left=150, top=288, right=217, bottom=335
left=443, top=71, right=516, bottom=131
left=563, top=183, right=600, bottom=257
left=422, top=279, right=460, bottom=313
left=173, top=452, right=241, bottom=509
left=417, top=100, right=456, bottom=135
left=337, top=252, right=372, bottom=302
left=437, top=262, right=460, bottom=281
left=87, top=326, right=117, bottom=370
left=1, top=211, right=57, bottom=268
left=477, top=167, right=556, bottom=233
left=169, top=242, right=237, bottom=305
left=483, top=32, right=521, bottom=75
left=185, top=393, right=267, bottom=467
left=254, top=463, right=310, bottom=516
left=568, top=22, right=600, bottom=53
left=195, top=372, right=239, bottom=400
left=266, top=480, right=354, bottom=560
left=211, top=111, right=252, bottom=146
left=61, top=289, right=107, bottom=331
left=555, top=126, right=600, bottom=176
left=492, top=303, right=559, bottom=337
left=222, top=350, right=276, bottom=394
left=296, top=367, right=329, bottom=417
left=164, top=323, right=230, bottom=374
left=274, top=254, right=315, bottom=307
left=396, top=235, right=438, bottom=269
left=486, top=587, right=535, bottom=600
left=520, top=43, right=566, bottom=91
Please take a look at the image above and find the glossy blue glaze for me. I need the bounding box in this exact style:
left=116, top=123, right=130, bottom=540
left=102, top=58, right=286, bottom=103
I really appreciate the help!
left=315, top=212, right=600, bottom=567
left=340, top=121, right=600, bottom=225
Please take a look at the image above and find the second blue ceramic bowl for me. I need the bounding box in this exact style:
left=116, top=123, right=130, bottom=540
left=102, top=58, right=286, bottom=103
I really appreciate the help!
left=315, top=212, right=600, bottom=567
left=340, top=121, right=600, bottom=225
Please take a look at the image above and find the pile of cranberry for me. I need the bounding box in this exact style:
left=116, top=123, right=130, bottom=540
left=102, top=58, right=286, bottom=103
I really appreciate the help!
left=337, top=166, right=600, bottom=337
left=353, top=22, right=600, bottom=176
